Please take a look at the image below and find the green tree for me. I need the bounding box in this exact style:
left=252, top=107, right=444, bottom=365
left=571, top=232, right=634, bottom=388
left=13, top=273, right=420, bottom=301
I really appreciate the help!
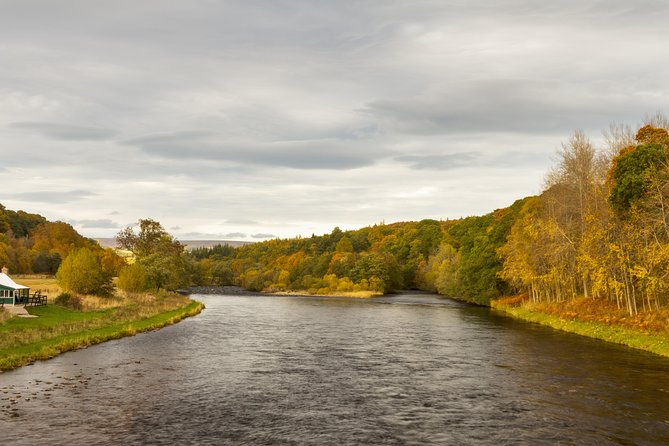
left=56, top=247, right=112, bottom=295
left=117, top=219, right=188, bottom=290
left=31, top=250, right=61, bottom=274
left=117, top=263, right=148, bottom=292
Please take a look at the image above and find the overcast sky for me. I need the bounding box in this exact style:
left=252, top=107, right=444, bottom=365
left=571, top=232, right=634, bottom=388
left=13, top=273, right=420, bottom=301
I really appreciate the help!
left=1, top=1, right=667, bottom=240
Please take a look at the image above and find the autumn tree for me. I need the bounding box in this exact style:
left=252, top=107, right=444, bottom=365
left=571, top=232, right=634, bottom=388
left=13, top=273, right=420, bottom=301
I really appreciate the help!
left=117, top=219, right=188, bottom=290
left=117, top=263, right=149, bottom=292
left=56, top=247, right=112, bottom=295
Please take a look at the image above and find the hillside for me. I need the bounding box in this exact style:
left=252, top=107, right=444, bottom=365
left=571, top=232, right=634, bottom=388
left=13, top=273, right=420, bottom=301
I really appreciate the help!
left=0, top=204, right=121, bottom=275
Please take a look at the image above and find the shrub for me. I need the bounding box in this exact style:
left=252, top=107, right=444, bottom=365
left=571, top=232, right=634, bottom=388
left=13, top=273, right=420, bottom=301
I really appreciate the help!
left=117, top=263, right=148, bottom=292
left=56, top=248, right=113, bottom=296
left=54, top=292, right=83, bottom=310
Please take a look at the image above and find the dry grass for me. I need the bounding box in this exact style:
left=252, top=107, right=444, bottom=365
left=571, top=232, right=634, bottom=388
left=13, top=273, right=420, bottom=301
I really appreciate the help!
left=492, top=297, right=669, bottom=358
left=0, top=307, right=12, bottom=324
left=492, top=295, right=669, bottom=335
left=12, top=275, right=61, bottom=297
left=73, top=294, right=125, bottom=311
left=520, top=298, right=669, bottom=335
left=492, top=294, right=528, bottom=307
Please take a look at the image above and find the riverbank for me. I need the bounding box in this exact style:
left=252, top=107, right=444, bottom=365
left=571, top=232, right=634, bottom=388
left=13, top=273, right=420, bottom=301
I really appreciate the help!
left=0, top=293, right=204, bottom=371
left=187, top=285, right=382, bottom=298
left=491, top=296, right=669, bottom=358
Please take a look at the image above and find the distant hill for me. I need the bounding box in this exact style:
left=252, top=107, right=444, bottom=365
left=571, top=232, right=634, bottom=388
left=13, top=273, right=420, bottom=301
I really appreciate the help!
left=94, top=238, right=252, bottom=250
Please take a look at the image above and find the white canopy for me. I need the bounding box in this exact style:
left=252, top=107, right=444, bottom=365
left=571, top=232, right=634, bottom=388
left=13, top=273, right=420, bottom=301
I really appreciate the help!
left=0, top=273, right=29, bottom=290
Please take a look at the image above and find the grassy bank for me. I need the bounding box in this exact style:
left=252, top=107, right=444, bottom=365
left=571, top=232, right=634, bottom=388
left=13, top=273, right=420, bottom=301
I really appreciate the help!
left=491, top=296, right=669, bottom=358
left=0, top=293, right=204, bottom=371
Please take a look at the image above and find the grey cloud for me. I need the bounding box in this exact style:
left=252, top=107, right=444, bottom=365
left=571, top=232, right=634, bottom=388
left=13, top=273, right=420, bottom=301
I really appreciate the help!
left=170, top=226, right=182, bottom=231
left=224, top=232, right=247, bottom=239
left=178, top=231, right=247, bottom=239
left=396, top=152, right=482, bottom=170
left=71, top=219, right=121, bottom=229
left=124, top=131, right=214, bottom=146
left=252, top=233, right=276, bottom=239
left=126, top=131, right=380, bottom=170
left=397, top=150, right=554, bottom=171
left=108, top=211, right=121, bottom=215
left=177, top=232, right=213, bottom=239
left=6, top=190, right=95, bottom=203
left=10, top=122, right=119, bottom=141
left=363, top=79, right=653, bottom=136
left=2, top=1, right=668, bottom=239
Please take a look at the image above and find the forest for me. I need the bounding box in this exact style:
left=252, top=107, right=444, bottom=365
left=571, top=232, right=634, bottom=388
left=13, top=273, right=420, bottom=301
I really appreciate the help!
left=4, top=114, right=669, bottom=319
left=0, top=205, right=123, bottom=278
left=187, top=114, right=669, bottom=317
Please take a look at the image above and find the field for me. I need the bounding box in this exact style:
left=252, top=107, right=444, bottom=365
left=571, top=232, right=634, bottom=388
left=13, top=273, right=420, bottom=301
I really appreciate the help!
left=11, top=275, right=61, bottom=298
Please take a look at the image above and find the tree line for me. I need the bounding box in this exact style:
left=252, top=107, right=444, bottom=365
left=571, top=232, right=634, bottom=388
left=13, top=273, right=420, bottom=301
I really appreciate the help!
left=180, top=114, right=669, bottom=316
left=499, top=115, right=669, bottom=315
left=9, top=113, right=669, bottom=319
left=0, top=205, right=123, bottom=278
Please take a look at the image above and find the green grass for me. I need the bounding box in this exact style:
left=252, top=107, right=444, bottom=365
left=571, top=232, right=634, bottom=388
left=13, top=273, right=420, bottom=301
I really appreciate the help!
left=0, top=297, right=204, bottom=371
left=492, top=302, right=669, bottom=358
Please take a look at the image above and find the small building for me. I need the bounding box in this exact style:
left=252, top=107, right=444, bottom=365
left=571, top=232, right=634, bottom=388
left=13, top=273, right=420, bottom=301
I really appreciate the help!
left=0, top=266, right=30, bottom=305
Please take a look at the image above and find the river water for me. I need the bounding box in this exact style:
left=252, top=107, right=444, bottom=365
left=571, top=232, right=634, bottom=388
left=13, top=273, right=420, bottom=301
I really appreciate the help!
left=1, top=293, right=669, bottom=445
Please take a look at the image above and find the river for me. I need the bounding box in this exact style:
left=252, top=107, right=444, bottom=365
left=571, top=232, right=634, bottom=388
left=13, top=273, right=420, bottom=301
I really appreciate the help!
left=1, top=293, right=669, bottom=445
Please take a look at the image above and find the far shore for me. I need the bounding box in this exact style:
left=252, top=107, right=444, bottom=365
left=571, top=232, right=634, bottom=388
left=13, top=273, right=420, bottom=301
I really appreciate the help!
left=186, top=285, right=382, bottom=299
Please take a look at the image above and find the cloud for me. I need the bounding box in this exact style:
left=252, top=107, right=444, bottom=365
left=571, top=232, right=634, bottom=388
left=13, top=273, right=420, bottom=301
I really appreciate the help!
left=223, top=219, right=260, bottom=226
left=252, top=233, right=276, bottom=239
left=108, top=211, right=120, bottom=215
left=124, top=131, right=382, bottom=170
left=2, top=1, right=669, bottom=239
left=170, top=226, right=182, bottom=231
left=361, top=78, right=621, bottom=136
left=224, top=232, right=247, bottom=239
left=177, top=231, right=248, bottom=239
left=71, top=219, right=121, bottom=229
left=6, top=190, right=95, bottom=203
left=395, top=152, right=482, bottom=170
left=10, top=122, right=119, bottom=141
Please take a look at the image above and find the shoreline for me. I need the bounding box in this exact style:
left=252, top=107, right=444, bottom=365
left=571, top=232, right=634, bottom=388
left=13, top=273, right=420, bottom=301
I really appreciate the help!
left=491, top=298, right=669, bottom=358
left=187, top=285, right=382, bottom=299
left=0, top=298, right=204, bottom=372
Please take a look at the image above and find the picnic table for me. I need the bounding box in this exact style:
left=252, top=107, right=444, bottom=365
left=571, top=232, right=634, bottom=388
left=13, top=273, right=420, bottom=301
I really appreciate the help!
left=17, top=290, right=48, bottom=307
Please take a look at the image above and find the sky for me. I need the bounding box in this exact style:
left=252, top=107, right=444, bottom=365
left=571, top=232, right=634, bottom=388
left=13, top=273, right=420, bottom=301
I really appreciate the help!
left=1, top=0, right=668, bottom=241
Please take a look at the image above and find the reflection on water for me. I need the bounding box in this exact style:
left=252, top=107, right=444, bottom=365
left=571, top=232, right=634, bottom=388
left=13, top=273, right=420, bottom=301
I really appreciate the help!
left=2, top=293, right=669, bottom=445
